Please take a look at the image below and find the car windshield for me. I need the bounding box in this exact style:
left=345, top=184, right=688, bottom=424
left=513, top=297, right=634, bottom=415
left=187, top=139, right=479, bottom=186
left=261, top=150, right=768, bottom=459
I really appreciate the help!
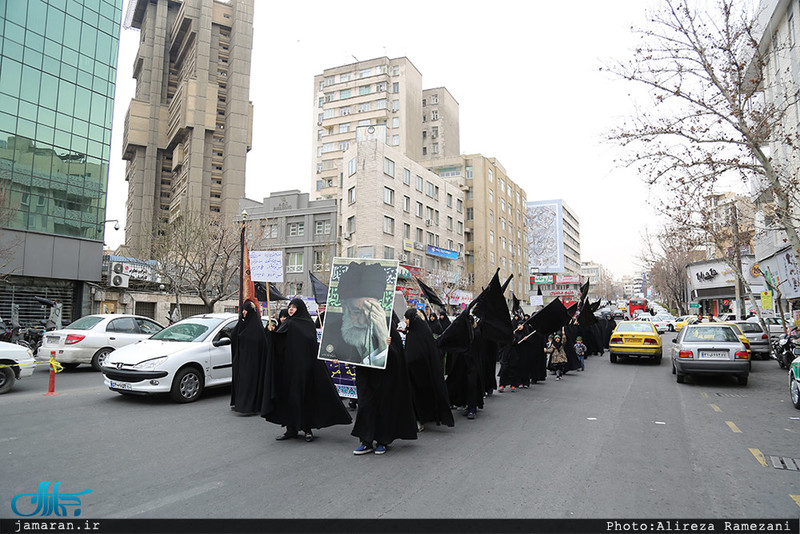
left=684, top=326, right=740, bottom=343
left=150, top=317, right=226, bottom=342
left=616, top=322, right=655, bottom=333
left=64, top=316, right=104, bottom=330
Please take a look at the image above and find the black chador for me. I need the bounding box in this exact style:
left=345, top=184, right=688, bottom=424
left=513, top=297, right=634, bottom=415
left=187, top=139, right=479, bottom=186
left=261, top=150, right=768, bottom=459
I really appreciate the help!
left=403, top=309, right=454, bottom=428
left=261, top=298, right=351, bottom=440
left=351, top=314, right=418, bottom=447
left=230, top=300, right=267, bottom=414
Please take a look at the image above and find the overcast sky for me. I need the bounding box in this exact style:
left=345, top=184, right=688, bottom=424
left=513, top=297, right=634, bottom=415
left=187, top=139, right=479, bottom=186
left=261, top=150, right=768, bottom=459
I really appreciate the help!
left=107, top=0, right=667, bottom=279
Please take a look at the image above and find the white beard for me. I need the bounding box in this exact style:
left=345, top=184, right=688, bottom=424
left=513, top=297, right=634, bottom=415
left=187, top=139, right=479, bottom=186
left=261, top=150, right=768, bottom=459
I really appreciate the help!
left=341, top=301, right=389, bottom=356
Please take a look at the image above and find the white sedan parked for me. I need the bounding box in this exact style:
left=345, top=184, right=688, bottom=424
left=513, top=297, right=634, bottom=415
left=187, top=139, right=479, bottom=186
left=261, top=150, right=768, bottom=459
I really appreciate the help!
left=0, top=341, right=36, bottom=394
left=635, top=314, right=670, bottom=334
left=39, top=314, right=165, bottom=371
left=101, top=313, right=238, bottom=403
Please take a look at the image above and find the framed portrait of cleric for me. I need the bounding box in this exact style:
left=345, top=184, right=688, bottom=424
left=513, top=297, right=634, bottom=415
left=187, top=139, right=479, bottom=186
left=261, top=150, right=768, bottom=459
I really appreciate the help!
left=318, top=258, right=399, bottom=369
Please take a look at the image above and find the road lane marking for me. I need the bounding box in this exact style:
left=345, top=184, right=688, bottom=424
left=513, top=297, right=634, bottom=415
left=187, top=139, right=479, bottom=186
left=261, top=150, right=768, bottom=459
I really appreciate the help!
left=700, top=392, right=709, bottom=399
left=791, top=495, right=800, bottom=508
left=118, top=481, right=224, bottom=517
left=749, top=448, right=768, bottom=467
left=710, top=404, right=722, bottom=412
left=726, top=421, right=742, bottom=433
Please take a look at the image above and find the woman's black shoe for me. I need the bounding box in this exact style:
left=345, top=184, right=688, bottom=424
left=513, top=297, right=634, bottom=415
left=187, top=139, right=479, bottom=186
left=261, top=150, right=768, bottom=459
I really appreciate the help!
left=276, top=432, right=297, bottom=441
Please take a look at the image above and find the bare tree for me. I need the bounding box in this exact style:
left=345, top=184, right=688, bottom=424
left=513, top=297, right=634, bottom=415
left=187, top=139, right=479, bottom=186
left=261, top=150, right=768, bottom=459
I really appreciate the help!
left=640, top=224, right=703, bottom=316
left=151, top=211, right=240, bottom=313
left=605, top=0, right=800, bottom=271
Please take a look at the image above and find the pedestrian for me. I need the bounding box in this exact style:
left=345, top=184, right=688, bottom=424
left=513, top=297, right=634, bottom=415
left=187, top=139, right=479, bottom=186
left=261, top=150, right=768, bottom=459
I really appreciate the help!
left=497, top=322, right=523, bottom=392
left=230, top=299, right=267, bottom=415
left=547, top=333, right=568, bottom=380
left=442, top=314, right=484, bottom=419
left=403, top=308, right=454, bottom=430
left=352, top=313, right=418, bottom=455
left=261, top=298, right=352, bottom=442
left=574, top=336, right=587, bottom=372
left=428, top=312, right=444, bottom=336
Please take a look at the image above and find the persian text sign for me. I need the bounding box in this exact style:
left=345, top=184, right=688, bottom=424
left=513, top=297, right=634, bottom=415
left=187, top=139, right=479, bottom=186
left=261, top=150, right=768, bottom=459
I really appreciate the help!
left=249, top=251, right=283, bottom=282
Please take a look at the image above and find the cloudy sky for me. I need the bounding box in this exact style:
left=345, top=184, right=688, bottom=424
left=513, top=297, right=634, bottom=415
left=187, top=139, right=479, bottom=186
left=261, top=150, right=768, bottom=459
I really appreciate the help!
left=107, top=0, right=668, bottom=278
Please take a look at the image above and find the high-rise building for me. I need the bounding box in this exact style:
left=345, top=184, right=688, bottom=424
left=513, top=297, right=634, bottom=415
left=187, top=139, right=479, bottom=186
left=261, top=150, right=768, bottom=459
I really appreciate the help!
left=311, top=57, right=460, bottom=200
left=427, top=155, right=529, bottom=298
left=122, top=0, right=254, bottom=257
left=527, top=199, right=582, bottom=305
left=0, top=0, right=122, bottom=322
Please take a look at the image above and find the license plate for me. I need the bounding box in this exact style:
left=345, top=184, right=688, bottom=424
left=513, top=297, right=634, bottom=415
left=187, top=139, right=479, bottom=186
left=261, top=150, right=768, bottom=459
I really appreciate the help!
left=110, top=380, right=132, bottom=391
left=625, top=338, right=638, bottom=343
left=45, top=336, right=59, bottom=344
left=699, top=350, right=727, bottom=359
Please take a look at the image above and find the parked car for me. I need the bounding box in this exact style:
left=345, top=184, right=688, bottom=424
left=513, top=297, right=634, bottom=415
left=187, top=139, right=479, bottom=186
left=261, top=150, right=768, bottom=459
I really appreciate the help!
left=635, top=314, right=671, bottom=333
left=101, top=313, right=238, bottom=403
left=612, top=309, right=625, bottom=320
left=671, top=323, right=750, bottom=385
left=609, top=321, right=662, bottom=364
left=788, top=354, right=800, bottom=409
left=39, top=314, right=165, bottom=371
left=0, top=341, right=36, bottom=394
left=655, top=314, right=676, bottom=332
left=726, top=320, right=770, bottom=359
left=747, top=316, right=786, bottom=337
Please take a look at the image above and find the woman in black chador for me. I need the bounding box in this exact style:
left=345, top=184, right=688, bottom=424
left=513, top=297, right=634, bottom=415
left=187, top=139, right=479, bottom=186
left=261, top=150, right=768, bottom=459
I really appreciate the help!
left=351, top=314, right=418, bottom=455
left=403, top=308, right=454, bottom=429
left=261, top=298, right=351, bottom=442
left=230, top=300, right=267, bottom=414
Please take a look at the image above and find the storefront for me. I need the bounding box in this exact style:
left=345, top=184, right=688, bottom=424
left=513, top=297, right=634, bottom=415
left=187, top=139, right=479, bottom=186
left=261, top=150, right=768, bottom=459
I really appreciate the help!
left=686, top=256, right=764, bottom=317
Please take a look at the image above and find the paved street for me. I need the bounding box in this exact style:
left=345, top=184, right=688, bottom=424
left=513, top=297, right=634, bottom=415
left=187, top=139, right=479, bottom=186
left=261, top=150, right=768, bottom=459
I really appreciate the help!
left=2, top=335, right=800, bottom=520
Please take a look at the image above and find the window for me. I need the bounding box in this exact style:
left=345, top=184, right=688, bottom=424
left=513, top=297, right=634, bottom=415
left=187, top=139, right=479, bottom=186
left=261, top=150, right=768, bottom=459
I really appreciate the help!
left=384, top=157, right=395, bottom=177
left=416, top=228, right=424, bottom=242
left=375, top=99, right=388, bottom=109
left=392, top=82, right=399, bottom=93
left=359, top=85, right=371, bottom=95
left=432, top=126, right=438, bottom=139
left=457, top=221, right=463, bottom=235
left=315, top=220, right=331, bottom=235
left=392, top=65, right=399, bottom=76
left=427, top=232, right=435, bottom=245
left=403, top=168, right=411, bottom=185
left=347, top=216, right=356, bottom=233
left=466, top=166, right=473, bottom=179
left=403, top=195, right=411, bottom=212
left=358, top=102, right=371, bottom=112
left=359, top=66, right=371, bottom=78
left=447, top=216, right=453, bottom=230
left=490, top=252, right=495, bottom=265
left=456, top=199, right=463, bottom=213
left=415, top=176, right=424, bottom=192
left=347, top=246, right=356, bottom=257
left=392, top=135, right=399, bottom=146
left=501, top=199, right=506, bottom=212
left=466, top=187, right=474, bottom=200
left=392, top=99, right=399, bottom=111
left=288, top=222, right=304, bottom=237
left=392, top=117, right=399, bottom=128
left=313, top=250, right=327, bottom=271
left=431, top=94, right=439, bottom=104
left=384, top=246, right=394, bottom=260
left=384, top=216, right=395, bottom=235
left=348, top=157, right=357, bottom=176
left=264, top=224, right=278, bottom=239
left=426, top=206, right=434, bottom=221
left=348, top=186, right=356, bottom=204
left=339, top=123, right=350, bottom=134
left=501, top=218, right=506, bottom=231
left=416, top=202, right=423, bottom=218
left=425, top=181, right=439, bottom=199
left=384, top=187, right=395, bottom=205
left=324, top=75, right=335, bottom=86
left=489, top=189, right=494, bottom=203
left=446, top=193, right=453, bottom=207
left=340, top=106, right=351, bottom=116
left=490, top=231, right=494, bottom=244
left=431, top=110, right=439, bottom=120
left=403, top=223, right=411, bottom=239
left=323, top=108, right=335, bottom=119
left=339, top=141, right=349, bottom=151
left=340, top=73, right=351, bottom=82
left=376, top=82, right=387, bottom=92
left=488, top=169, right=494, bottom=182
left=287, top=252, right=304, bottom=273
left=466, top=208, right=474, bottom=221
left=489, top=210, right=494, bottom=223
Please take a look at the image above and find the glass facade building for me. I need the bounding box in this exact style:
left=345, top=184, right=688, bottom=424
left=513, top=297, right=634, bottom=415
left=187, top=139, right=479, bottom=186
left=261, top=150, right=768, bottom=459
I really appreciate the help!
left=0, top=0, right=121, bottom=323
left=0, top=0, right=119, bottom=240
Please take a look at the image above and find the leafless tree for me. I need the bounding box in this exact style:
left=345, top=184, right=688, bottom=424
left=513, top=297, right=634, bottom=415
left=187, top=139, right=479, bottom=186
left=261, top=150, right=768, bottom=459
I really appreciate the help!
left=151, top=211, right=240, bottom=314
left=640, top=225, right=703, bottom=315
left=605, top=0, right=800, bottom=275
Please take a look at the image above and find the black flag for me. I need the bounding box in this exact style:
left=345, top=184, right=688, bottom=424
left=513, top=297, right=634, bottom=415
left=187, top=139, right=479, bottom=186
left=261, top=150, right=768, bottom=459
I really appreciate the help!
left=255, top=282, right=289, bottom=302
left=511, top=292, right=523, bottom=316
left=524, top=298, right=572, bottom=336
left=308, top=271, right=329, bottom=305
left=473, top=270, right=513, bottom=344
left=415, top=277, right=446, bottom=307
left=501, top=273, right=513, bottom=293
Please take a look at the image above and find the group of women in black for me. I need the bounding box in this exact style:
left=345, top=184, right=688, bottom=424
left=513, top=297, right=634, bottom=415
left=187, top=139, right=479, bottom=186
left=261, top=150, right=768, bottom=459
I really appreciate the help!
left=229, top=297, right=616, bottom=455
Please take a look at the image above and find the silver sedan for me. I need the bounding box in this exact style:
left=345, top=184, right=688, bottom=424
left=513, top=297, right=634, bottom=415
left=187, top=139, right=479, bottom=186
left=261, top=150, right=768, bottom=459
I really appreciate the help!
left=671, top=323, right=750, bottom=385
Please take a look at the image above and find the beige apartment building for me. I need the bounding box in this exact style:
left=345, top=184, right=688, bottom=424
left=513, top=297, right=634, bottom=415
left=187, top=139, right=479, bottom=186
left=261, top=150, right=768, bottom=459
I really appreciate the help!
left=340, top=137, right=466, bottom=285
left=122, top=0, right=254, bottom=257
left=312, top=57, right=459, bottom=200
left=427, top=155, right=529, bottom=298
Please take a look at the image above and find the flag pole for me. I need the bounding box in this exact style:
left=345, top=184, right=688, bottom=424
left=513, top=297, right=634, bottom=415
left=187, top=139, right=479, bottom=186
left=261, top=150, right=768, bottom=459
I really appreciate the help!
left=239, top=210, right=247, bottom=312
left=266, top=282, right=272, bottom=320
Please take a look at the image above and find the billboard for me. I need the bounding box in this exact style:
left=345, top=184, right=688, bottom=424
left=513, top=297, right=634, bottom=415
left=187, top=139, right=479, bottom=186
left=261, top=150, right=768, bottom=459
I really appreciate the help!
left=526, top=200, right=564, bottom=273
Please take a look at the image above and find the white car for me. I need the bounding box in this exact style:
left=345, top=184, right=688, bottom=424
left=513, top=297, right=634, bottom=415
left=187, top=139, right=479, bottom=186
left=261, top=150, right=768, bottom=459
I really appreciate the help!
left=635, top=315, right=669, bottom=334
left=101, top=313, right=238, bottom=403
left=0, top=341, right=36, bottom=394
left=654, top=314, right=676, bottom=332
left=39, top=314, right=165, bottom=371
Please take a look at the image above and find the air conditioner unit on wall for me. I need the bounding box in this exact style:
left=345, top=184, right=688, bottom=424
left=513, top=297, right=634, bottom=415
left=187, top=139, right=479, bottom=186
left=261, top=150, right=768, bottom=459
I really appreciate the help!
left=110, top=273, right=130, bottom=288
left=425, top=219, right=432, bottom=227
left=342, top=232, right=351, bottom=240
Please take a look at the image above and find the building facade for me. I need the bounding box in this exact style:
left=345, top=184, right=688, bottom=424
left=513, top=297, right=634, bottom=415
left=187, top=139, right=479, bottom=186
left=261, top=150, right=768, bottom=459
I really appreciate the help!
left=527, top=199, right=582, bottom=305
left=0, top=0, right=122, bottom=323
left=239, top=190, right=338, bottom=297
left=122, top=0, right=254, bottom=257
left=427, top=154, right=528, bottom=299
left=311, top=57, right=460, bottom=200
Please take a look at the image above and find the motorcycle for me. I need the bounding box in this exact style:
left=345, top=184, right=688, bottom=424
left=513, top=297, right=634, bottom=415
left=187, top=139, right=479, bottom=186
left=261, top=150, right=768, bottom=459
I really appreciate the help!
left=0, top=318, right=30, bottom=349
left=772, top=330, right=800, bottom=369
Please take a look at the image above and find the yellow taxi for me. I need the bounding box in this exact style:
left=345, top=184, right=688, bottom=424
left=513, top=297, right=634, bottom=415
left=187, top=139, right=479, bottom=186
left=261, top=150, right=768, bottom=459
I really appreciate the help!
left=609, top=321, right=663, bottom=364
left=675, top=315, right=697, bottom=332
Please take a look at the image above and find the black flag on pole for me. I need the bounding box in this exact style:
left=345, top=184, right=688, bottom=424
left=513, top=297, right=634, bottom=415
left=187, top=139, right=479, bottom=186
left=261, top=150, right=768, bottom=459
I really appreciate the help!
left=255, top=282, right=289, bottom=302
left=308, top=271, right=329, bottom=305
left=511, top=292, right=523, bottom=317
left=414, top=277, right=446, bottom=308
left=472, top=270, right=513, bottom=344
left=524, top=298, right=572, bottom=336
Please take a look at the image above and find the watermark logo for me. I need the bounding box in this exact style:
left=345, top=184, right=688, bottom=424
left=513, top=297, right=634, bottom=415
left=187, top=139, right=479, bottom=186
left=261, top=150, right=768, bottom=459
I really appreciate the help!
left=11, top=481, right=92, bottom=517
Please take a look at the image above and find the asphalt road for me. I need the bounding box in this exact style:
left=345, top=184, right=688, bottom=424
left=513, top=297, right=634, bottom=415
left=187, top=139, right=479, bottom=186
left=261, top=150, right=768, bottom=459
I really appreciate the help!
left=2, top=335, right=799, bottom=520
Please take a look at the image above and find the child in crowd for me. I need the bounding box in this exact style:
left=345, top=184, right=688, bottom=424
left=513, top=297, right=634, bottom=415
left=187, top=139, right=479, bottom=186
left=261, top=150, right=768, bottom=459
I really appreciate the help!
left=574, top=336, right=587, bottom=372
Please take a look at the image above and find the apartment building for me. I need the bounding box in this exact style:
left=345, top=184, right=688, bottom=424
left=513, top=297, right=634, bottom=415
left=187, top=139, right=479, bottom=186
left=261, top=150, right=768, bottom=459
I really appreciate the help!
left=239, top=190, right=338, bottom=297
left=122, top=0, right=254, bottom=257
left=0, top=0, right=122, bottom=321
left=527, top=199, right=582, bottom=305
left=340, top=138, right=466, bottom=286
left=427, top=155, right=529, bottom=298
left=311, top=57, right=460, bottom=200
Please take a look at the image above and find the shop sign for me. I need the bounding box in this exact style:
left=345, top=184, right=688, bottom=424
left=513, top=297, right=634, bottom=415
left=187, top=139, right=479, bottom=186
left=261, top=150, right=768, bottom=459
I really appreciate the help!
left=426, top=245, right=459, bottom=260
left=555, top=274, right=580, bottom=284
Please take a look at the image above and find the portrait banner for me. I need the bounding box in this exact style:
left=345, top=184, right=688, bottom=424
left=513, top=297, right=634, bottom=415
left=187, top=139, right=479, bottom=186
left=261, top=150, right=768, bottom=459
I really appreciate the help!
left=318, top=258, right=399, bottom=369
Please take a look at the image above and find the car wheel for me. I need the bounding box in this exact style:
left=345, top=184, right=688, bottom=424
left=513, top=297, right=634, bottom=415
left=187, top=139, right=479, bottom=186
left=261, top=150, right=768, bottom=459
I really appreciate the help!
left=668, top=325, right=674, bottom=332
left=170, top=366, right=204, bottom=403
left=672, top=362, right=676, bottom=374
left=610, top=353, right=617, bottom=363
left=737, top=375, right=748, bottom=386
left=676, top=372, right=685, bottom=384
left=654, top=355, right=662, bottom=365
left=790, top=376, right=800, bottom=409
left=60, top=362, right=80, bottom=371
left=0, top=366, right=15, bottom=394
left=91, top=348, right=113, bottom=371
